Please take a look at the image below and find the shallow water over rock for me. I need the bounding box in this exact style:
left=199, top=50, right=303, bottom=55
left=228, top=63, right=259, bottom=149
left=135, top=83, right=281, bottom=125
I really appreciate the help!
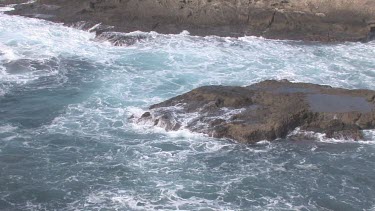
left=307, top=94, right=374, bottom=113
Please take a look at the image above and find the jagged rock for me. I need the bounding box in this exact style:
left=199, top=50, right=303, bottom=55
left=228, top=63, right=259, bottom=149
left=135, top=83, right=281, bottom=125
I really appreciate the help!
left=5, top=0, right=375, bottom=42
left=131, top=80, right=375, bottom=143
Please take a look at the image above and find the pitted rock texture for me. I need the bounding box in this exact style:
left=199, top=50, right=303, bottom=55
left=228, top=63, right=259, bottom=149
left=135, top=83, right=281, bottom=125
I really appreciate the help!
left=132, top=80, right=375, bottom=143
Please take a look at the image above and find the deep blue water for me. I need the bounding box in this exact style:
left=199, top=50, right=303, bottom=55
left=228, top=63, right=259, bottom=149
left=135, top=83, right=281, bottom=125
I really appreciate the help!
left=1, top=8, right=375, bottom=210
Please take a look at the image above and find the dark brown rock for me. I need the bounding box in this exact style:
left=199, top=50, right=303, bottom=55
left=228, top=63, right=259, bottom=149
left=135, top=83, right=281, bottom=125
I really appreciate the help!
left=3, top=0, right=375, bottom=42
left=133, top=80, right=375, bottom=143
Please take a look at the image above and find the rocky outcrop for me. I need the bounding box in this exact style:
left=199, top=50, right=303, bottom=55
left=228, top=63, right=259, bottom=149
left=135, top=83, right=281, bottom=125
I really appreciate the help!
left=131, top=80, right=375, bottom=143
left=4, top=0, right=375, bottom=42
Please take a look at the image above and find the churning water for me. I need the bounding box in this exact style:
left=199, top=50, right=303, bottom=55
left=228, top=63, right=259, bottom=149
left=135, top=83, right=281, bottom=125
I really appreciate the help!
left=1, top=8, right=375, bottom=210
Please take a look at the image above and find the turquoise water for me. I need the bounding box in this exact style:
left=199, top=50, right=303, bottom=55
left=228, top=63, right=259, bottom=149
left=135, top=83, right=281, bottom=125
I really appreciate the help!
left=1, top=9, right=375, bottom=210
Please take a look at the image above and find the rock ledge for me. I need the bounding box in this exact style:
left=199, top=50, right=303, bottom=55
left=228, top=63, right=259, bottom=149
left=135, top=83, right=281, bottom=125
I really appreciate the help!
left=132, top=80, right=375, bottom=143
left=3, top=0, right=375, bottom=42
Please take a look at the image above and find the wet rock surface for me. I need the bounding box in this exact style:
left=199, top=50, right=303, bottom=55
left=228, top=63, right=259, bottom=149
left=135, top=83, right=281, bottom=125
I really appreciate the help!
left=4, top=0, right=375, bottom=42
left=93, top=32, right=149, bottom=46
left=132, top=80, right=375, bottom=143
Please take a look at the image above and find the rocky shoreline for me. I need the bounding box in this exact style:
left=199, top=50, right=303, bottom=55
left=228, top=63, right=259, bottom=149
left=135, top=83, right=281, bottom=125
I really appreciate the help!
left=131, top=80, right=375, bottom=143
left=2, top=1, right=375, bottom=143
left=2, top=0, right=375, bottom=43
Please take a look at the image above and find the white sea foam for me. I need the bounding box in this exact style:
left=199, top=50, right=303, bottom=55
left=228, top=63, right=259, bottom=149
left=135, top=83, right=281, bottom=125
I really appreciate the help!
left=0, top=11, right=375, bottom=211
left=289, top=127, right=375, bottom=144
left=0, top=43, right=19, bottom=62
left=0, top=7, right=15, bottom=12
left=127, top=107, right=207, bottom=139
left=0, top=124, right=18, bottom=133
left=294, top=164, right=319, bottom=171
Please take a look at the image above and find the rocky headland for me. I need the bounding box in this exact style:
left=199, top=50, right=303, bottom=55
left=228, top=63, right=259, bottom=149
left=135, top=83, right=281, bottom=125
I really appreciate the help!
left=2, top=0, right=375, bottom=43
left=132, top=80, right=375, bottom=143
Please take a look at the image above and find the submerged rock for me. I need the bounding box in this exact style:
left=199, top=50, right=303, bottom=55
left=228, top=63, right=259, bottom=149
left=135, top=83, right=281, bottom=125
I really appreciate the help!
left=132, top=80, right=375, bottom=143
left=93, top=32, right=149, bottom=46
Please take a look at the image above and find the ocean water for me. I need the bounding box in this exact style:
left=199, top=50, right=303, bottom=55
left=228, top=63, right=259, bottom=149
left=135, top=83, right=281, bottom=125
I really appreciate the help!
left=1, top=8, right=375, bottom=210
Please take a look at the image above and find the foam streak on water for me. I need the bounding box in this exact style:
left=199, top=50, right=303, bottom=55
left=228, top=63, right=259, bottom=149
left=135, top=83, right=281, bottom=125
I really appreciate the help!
left=0, top=10, right=375, bottom=210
